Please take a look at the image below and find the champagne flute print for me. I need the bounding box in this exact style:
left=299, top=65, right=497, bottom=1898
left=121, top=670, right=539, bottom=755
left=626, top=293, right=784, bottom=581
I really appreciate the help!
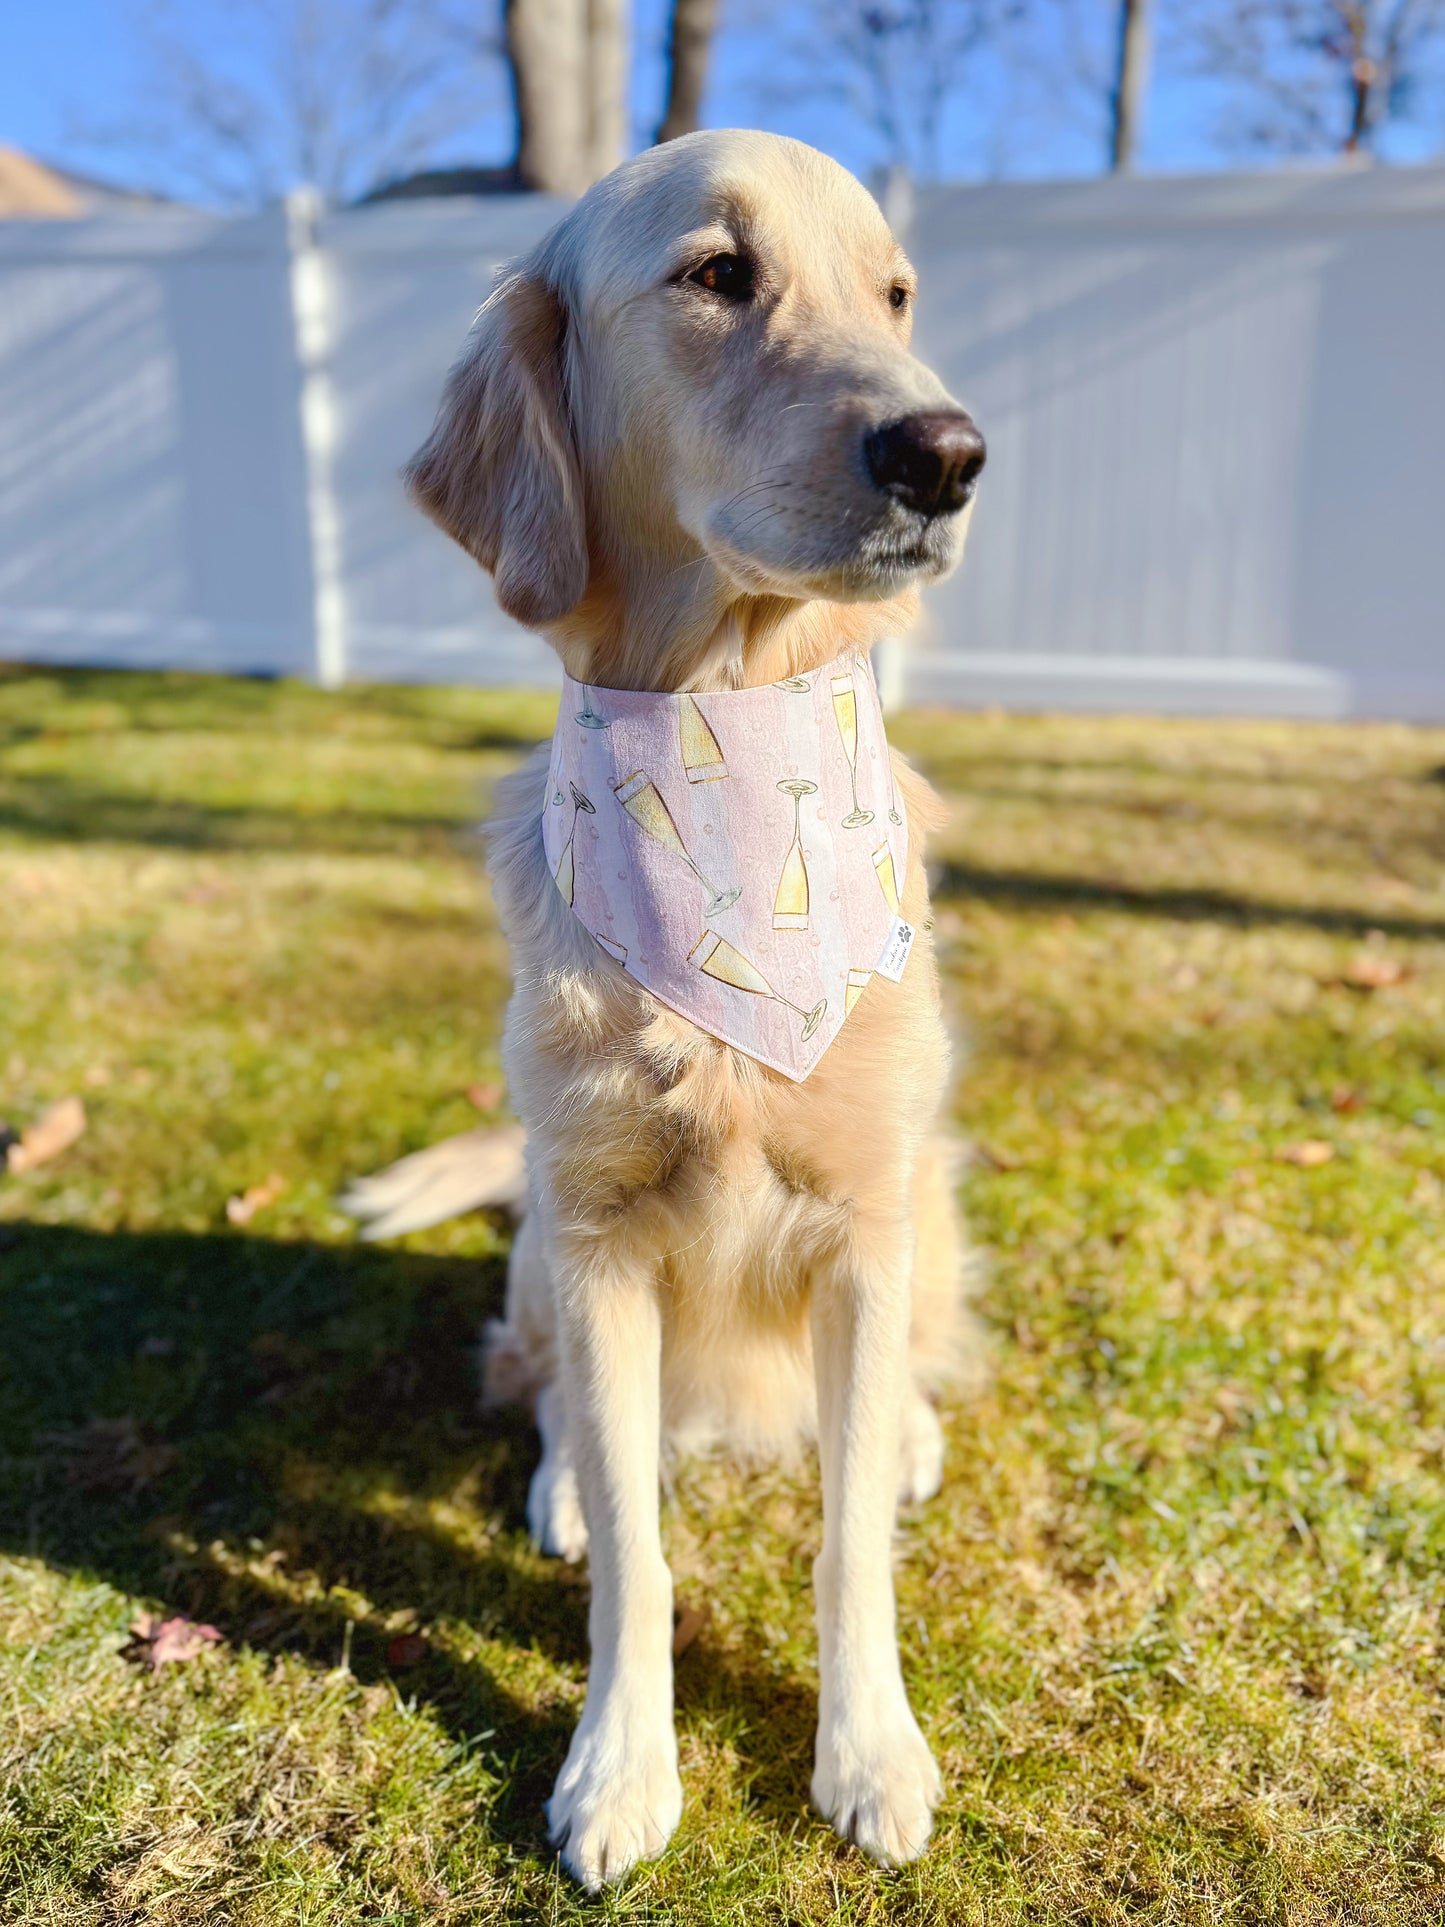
left=773, top=778, right=816, bottom=931
left=614, top=769, right=741, bottom=916
left=872, top=839, right=901, bottom=915
left=575, top=684, right=609, bottom=729
left=690, top=931, right=827, bottom=1042
left=774, top=675, right=811, bottom=693
left=830, top=672, right=874, bottom=827
left=680, top=697, right=728, bottom=783
left=552, top=781, right=595, bottom=907
left=845, top=968, right=872, bottom=1015
left=886, top=759, right=902, bottom=826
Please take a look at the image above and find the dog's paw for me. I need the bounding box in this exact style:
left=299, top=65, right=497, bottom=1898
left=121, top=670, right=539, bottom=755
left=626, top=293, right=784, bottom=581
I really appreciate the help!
left=897, top=1391, right=945, bottom=1506
left=812, top=1705, right=942, bottom=1867
left=547, top=1717, right=683, bottom=1891
left=527, top=1456, right=589, bottom=1563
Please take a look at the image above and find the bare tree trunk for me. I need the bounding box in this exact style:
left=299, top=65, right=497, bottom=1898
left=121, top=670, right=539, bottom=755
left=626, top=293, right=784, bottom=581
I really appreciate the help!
left=1345, top=62, right=1372, bottom=149
left=656, top=0, right=717, bottom=143
left=506, top=0, right=589, bottom=194
left=506, top=0, right=628, bottom=192
left=586, top=0, right=630, bottom=178
left=1109, top=0, right=1152, bottom=172
left=1343, top=4, right=1376, bottom=155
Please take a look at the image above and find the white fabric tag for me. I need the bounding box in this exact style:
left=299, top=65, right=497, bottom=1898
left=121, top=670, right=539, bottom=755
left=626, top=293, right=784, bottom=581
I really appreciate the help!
left=874, top=916, right=916, bottom=983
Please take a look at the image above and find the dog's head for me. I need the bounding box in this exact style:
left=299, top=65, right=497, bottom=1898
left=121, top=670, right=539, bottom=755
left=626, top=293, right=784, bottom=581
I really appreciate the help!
left=408, top=130, right=984, bottom=666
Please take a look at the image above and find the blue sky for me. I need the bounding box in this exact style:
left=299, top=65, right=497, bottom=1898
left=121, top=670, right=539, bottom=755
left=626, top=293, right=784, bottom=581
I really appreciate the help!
left=4, top=0, right=1442, bottom=204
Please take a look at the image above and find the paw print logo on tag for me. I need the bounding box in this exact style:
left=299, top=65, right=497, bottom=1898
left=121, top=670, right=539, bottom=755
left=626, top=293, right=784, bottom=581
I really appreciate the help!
left=875, top=917, right=915, bottom=983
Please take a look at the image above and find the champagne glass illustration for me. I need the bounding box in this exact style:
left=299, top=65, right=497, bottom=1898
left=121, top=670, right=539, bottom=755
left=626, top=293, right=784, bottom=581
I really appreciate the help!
left=886, top=760, right=902, bottom=827
left=614, top=769, right=741, bottom=916
left=773, top=777, right=816, bottom=931
left=680, top=697, right=728, bottom=783
left=552, top=782, right=595, bottom=907
left=575, top=684, right=609, bottom=729
left=689, top=931, right=827, bottom=1042
left=774, top=675, right=811, bottom=693
left=872, top=839, right=901, bottom=915
left=830, top=672, right=874, bottom=827
left=845, top=968, right=872, bottom=1015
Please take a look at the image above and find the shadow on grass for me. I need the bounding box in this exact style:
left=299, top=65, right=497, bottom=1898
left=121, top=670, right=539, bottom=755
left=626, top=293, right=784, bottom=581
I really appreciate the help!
left=0, top=662, right=554, bottom=749
left=0, top=776, right=474, bottom=858
left=0, top=1221, right=579, bottom=1851
left=933, top=860, right=1445, bottom=942
left=0, top=1220, right=822, bottom=1856
left=10, top=761, right=1445, bottom=951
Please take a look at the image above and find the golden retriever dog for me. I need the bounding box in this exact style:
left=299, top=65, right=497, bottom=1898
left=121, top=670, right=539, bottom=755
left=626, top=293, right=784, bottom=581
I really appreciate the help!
left=352, top=128, right=986, bottom=1890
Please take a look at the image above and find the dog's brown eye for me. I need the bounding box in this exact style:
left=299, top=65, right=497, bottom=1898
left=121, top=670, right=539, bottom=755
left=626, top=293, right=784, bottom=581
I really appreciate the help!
left=889, top=284, right=911, bottom=312
left=689, top=253, right=754, bottom=301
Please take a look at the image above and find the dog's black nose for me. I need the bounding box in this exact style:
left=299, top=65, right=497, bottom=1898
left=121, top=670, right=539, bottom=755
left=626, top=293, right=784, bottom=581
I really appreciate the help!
left=865, top=411, right=986, bottom=518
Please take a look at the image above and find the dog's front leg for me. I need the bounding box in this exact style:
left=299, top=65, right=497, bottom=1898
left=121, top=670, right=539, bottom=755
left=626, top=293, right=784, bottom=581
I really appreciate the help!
left=544, top=1232, right=681, bottom=1890
left=810, top=1219, right=942, bottom=1865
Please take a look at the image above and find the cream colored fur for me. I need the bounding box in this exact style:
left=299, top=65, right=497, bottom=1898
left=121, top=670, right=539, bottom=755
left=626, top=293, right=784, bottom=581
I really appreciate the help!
left=399, top=129, right=984, bottom=1890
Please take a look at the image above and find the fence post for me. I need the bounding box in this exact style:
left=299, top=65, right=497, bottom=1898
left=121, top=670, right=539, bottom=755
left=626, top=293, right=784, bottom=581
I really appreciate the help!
left=286, top=189, right=347, bottom=687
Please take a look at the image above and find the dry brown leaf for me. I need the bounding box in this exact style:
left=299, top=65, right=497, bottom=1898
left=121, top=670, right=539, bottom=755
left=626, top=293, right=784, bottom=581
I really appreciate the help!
left=122, top=1612, right=221, bottom=1671
left=1276, top=1140, right=1336, bottom=1167
left=225, top=1171, right=287, bottom=1226
left=465, top=1081, right=504, bottom=1112
left=7, top=1095, right=86, bottom=1174
left=672, top=1599, right=711, bottom=1657
left=1339, top=954, right=1407, bottom=989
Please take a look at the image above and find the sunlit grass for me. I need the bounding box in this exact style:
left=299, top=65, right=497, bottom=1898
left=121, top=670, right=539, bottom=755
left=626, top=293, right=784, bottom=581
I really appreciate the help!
left=2, top=662, right=1444, bottom=1922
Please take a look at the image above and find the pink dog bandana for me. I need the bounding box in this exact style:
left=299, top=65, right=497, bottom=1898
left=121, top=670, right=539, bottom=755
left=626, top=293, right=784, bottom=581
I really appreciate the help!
left=540, top=652, right=912, bottom=1082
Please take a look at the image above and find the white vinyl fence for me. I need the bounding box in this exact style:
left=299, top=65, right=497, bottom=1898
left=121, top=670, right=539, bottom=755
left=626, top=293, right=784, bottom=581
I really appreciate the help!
left=2, top=164, right=1442, bottom=717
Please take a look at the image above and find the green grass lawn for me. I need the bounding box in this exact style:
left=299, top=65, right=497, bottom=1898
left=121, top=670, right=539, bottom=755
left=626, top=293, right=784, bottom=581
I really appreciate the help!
left=2, top=662, right=1445, bottom=1925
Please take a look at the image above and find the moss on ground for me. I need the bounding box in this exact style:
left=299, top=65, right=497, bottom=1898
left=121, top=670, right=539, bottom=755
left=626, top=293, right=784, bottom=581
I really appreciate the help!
left=2, top=662, right=1444, bottom=1923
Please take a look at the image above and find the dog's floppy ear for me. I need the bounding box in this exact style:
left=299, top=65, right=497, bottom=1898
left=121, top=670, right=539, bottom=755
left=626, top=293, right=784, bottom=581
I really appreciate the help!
left=406, top=271, right=587, bottom=628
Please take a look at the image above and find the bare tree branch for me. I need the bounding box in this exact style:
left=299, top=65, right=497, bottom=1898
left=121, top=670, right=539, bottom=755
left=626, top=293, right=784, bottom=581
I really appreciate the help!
left=68, top=0, right=503, bottom=210
left=756, top=0, right=1014, bottom=181
left=1181, top=0, right=1445, bottom=158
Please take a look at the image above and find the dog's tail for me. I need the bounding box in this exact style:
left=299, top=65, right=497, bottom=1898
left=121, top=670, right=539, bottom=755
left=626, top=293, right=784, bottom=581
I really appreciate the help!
left=340, top=1124, right=528, bottom=1241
